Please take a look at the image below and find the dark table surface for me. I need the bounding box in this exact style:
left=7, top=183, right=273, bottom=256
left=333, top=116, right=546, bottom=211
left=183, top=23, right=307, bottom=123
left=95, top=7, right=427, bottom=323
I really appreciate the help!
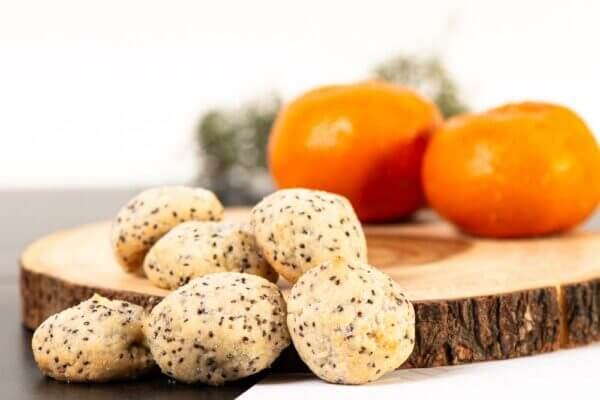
left=0, top=189, right=263, bottom=400
left=2, top=189, right=599, bottom=399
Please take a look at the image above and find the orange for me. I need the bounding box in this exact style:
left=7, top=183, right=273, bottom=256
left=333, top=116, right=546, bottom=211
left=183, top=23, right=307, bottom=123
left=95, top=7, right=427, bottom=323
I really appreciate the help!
left=268, top=81, right=443, bottom=222
left=423, top=102, right=600, bottom=237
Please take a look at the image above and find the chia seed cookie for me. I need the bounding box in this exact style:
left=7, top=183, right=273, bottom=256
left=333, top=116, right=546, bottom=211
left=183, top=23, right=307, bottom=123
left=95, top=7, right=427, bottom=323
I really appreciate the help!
left=287, top=258, right=415, bottom=384
left=250, top=189, right=367, bottom=283
left=144, top=272, right=290, bottom=385
left=143, top=221, right=278, bottom=289
left=31, top=294, right=154, bottom=382
left=111, top=186, right=224, bottom=272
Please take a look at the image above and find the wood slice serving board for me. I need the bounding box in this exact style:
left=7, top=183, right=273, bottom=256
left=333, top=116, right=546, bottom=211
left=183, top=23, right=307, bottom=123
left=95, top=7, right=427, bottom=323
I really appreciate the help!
left=20, top=209, right=600, bottom=370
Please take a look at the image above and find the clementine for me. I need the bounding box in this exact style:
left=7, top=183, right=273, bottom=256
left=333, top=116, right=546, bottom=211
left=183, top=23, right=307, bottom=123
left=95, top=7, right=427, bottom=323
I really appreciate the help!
left=268, top=81, right=443, bottom=222
left=423, top=102, right=600, bottom=237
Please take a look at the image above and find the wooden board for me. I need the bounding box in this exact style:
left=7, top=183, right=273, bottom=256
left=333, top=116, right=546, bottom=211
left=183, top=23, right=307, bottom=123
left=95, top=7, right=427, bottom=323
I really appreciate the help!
left=20, top=209, right=600, bottom=370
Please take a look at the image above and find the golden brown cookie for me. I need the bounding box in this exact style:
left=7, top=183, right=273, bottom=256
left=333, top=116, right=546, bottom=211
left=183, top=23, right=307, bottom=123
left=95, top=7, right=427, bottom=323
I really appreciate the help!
left=287, top=259, right=415, bottom=384
left=250, top=189, right=367, bottom=283
left=111, top=186, right=223, bottom=272
left=143, top=221, right=278, bottom=289
left=144, top=272, right=290, bottom=385
left=32, top=294, right=154, bottom=382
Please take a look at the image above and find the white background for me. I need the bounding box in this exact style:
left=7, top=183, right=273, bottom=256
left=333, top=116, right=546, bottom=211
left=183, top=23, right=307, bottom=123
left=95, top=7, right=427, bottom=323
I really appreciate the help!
left=1, top=0, right=600, bottom=188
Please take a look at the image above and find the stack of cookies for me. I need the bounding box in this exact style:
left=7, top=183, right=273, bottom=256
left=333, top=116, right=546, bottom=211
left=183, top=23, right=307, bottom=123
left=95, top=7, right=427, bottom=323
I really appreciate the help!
left=32, top=186, right=415, bottom=386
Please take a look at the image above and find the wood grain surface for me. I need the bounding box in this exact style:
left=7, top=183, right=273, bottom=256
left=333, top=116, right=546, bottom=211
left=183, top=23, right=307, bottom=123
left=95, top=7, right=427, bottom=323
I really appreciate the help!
left=20, top=208, right=600, bottom=370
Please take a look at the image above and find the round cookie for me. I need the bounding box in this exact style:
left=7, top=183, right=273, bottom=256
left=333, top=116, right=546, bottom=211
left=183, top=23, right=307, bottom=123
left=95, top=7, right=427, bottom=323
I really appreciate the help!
left=144, top=272, right=290, bottom=385
left=287, top=258, right=415, bottom=384
left=143, top=221, right=278, bottom=289
left=111, top=186, right=224, bottom=272
left=31, top=294, right=154, bottom=382
left=250, top=188, right=367, bottom=283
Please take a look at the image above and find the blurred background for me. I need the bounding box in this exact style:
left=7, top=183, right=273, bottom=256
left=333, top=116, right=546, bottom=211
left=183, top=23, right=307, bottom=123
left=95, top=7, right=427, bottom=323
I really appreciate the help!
left=1, top=0, right=600, bottom=204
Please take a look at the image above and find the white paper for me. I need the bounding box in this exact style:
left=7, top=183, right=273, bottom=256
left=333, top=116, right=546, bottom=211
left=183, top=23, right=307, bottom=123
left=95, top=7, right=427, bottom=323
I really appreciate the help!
left=239, top=343, right=600, bottom=400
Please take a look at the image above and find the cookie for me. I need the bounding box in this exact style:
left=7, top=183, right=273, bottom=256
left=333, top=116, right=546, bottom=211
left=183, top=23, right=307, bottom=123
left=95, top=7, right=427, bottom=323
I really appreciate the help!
left=143, top=221, right=278, bottom=289
left=31, top=294, right=154, bottom=382
left=250, top=189, right=367, bottom=283
left=287, top=258, right=415, bottom=384
left=111, top=186, right=224, bottom=271
left=144, top=272, right=290, bottom=385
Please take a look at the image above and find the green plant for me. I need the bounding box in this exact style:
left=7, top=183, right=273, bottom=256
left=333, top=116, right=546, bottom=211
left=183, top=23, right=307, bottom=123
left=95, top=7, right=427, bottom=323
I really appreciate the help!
left=373, top=55, right=468, bottom=118
left=195, top=94, right=281, bottom=204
